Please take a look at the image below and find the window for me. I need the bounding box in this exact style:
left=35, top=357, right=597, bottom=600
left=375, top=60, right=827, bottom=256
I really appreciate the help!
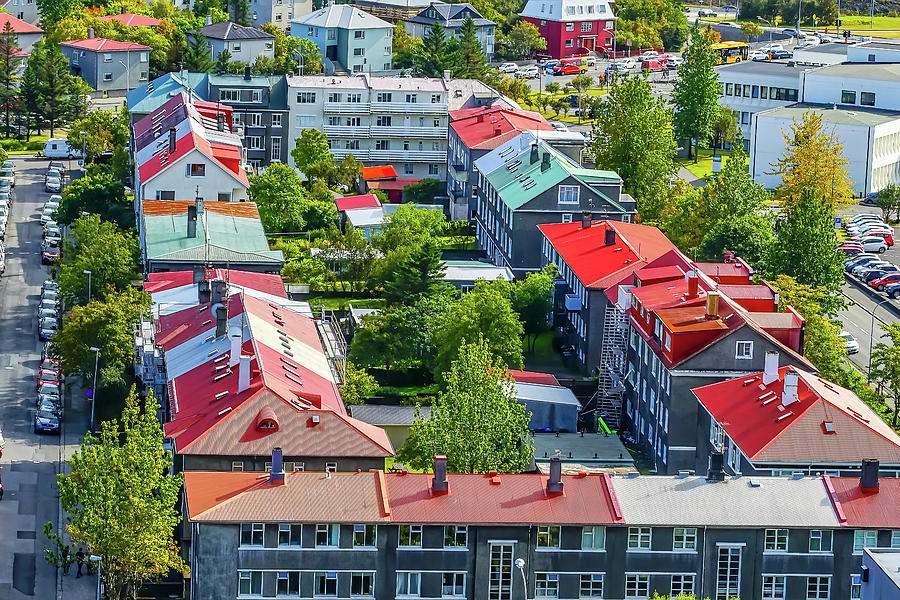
left=327, top=28, right=336, bottom=40
left=841, top=90, right=857, bottom=104
left=345, top=116, right=361, bottom=126
left=558, top=185, right=579, bottom=204
left=725, top=83, right=733, bottom=95
left=565, top=39, right=574, bottom=47
left=375, top=140, right=390, bottom=150
left=579, top=574, right=603, bottom=598
left=806, top=576, right=829, bottom=599
left=851, top=575, right=862, bottom=599
left=351, top=572, right=375, bottom=597
left=277, top=571, right=300, bottom=596
left=217, top=192, right=230, bottom=202
left=315, top=572, right=338, bottom=596
left=535, top=574, right=559, bottom=598
left=348, top=93, right=362, bottom=103
left=399, top=525, right=422, bottom=547
left=239, top=571, right=263, bottom=596
left=809, top=530, right=833, bottom=552
left=861, top=91, right=876, bottom=106
left=354, top=30, right=365, bottom=39
left=673, top=527, right=697, bottom=550
left=671, top=575, right=695, bottom=596
left=396, top=572, right=421, bottom=597
left=103, top=72, right=113, bottom=81
left=251, top=90, right=261, bottom=103
left=406, top=93, right=417, bottom=103
left=240, top=523, right=264, bottom=546
left=156, top=190, right=176, bottom=201
left=315, top=523, right=339, bottom=547
left=345, top=140, right=360, bottom=150
left=628, top=527, right=651, bottom=549
left=581, top=22, right=591, bottom=31
left=278, top=523, right=301, bottom=546
left=245, top=136, right=262, bottom=150
left=325, top=462, right=337, bottom=473
left=537, top=525, right=560, bottom=548
left=231, top=461, right=244, bottom=471
left=444, top=525, right=468, bottom=547
left=625, top=574, right=649, bottom=599
left=854, top=529, right=878, bottom=552
left=735, top=341, right=753, bottom=359
left=761, top=86, right=768, bottom=99
left=376, top=115, right=392, bottom=127
left=434, top=118, right=441, bottom=127
left=765, top=529, right=788, bottom=552
left=246, top=112, right=262, bottom=127
left=221, top=89, right=240, bottom=101
left=296, top=92, right=316, bottom=103
left=139, top=71, right=148, bottom=81
left=103, top=53, right=112, bottom=62
left=271, top=113, right=282, bottom=127
left=353, top=524, right=376, bottom=547
left=716, top=546, right=741, bottom=600
left=429, top=164, right=440, bottom=176
left=139, top=51, right=149, bottom=62
left=377, top=92, right=392, bottom=102
left=752, top=85, right=759, bottom=98
left=327, top=92, right=342, bottom=103
left=432, top=94, right=441, bottom=103
left=271, top=137, right=281, bottom=161
left=762, top=576, right=785, bottom=600
left=892, top=530, right=900, bottom=548
left=582, top=526, right=605, bottom=550
left=489, top=543, right=513, bottom=600
left=353, top=47, right=365, bottom=56
left=441, top=572, right=465, bottom=597
left=404, top=163, right=414, bottom=175
left=566, top=22, right=574, bottom=31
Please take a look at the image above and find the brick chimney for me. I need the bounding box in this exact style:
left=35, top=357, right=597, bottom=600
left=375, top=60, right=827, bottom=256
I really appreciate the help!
left=581, top=211, right=591, bottom=229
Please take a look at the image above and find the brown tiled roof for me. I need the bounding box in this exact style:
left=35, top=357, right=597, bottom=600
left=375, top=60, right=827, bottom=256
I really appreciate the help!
left=141, top=200, right=260, bottom=218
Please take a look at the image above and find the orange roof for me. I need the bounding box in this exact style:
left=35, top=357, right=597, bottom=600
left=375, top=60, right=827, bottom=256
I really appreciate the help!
left=655, top=306, right=730, bottom=333
left=140, top=200, right=260, bottom=219
left=359, top=165, right=397, bottom=180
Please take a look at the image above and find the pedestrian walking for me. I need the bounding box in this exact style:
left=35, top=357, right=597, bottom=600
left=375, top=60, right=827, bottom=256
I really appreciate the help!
left=62, top=546, right=70, bottom=575
left=75, top=548, right=85, bottom=578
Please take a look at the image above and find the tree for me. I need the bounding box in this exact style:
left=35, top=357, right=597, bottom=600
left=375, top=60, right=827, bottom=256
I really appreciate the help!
left=402, top=178, right=441, bottom=204
left=56, top=171, right=133, bottom=229
left=67, top=107, right=130, bottom=164
left=214, top=47, right=233, bottom=73
left=457, top=16, right=487, bottom=78
left=372, top=204, right=448, bottom=255
left=616, top=0, right=689, bottom=51
left=57, top=215, right=140, bottom=306
left=249, top=162, right=313, bottom=232
left=491, top=266, right=555, bottom=353
left=433, top=282, right=524, bottom=379
left=298, top=38, right=323, bottom=74
left=870, top=323, right=900, bottom=426
left=58, top=388, right=186, bottom=600
left=229, top=0, right=252, bottom=25
left=183, top=33, right=213, bottom=72
left=592, top=74, right=677, bottom=222
left=672, top=24, right=721, bottom=161
left=768, top=111, right=854, bottom=213
left=696, top=212, right=774, bottom=269
left=21, top=41, right=89, bottom=136
left=700, top=25, right=721, bottom=43
left=291, top=128, right=331, bottom=175
left=500, top=21, right=546, bottom=60
left=741, top=21, right=765, bottom=41
left=396, top=337, right=533, bottom=473
left=37, top=0, right=83, bottom=25
left=876, top=183, right=900, bottom=223
left=544, top=81, right=561, bottom=95
left=710, top=105, right=739, bottom=156
left=0, top=23, right=23, bottom=137
left=766, top=189, right=844, bottom=292
left=341, top=362, right=379, bottom=405
left=420, top=21, right=450, bottom=77
left=392, top=21, right=424, bottom=70
left=382, top=239, right=449, bottom=305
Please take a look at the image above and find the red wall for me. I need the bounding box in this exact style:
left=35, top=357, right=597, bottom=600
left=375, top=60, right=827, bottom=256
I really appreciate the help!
left=522, top=17, right=614, bottom=59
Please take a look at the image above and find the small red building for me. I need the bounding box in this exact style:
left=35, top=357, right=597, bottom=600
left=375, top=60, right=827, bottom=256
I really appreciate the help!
left=520, top=0, right=616, bottom=59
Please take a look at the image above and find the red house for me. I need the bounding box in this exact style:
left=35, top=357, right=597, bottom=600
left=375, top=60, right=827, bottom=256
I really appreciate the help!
left=520, top=0, right=616, bottom=59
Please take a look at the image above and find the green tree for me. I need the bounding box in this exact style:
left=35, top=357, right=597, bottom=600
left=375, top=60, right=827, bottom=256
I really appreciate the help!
left=420, top=21, right=450, bottom=77
left=766, top=189, right=844, bottom=292
left=876, top=183, right=900, bottom=224
left=298, top=38, right=323, bottom=74
left=500, top=20, right=546, bottom=60
left=229, top=0, right=252, bottom=25
left=341, top=362, right=379, bottom=405
left=592, top=73, right=677, bottom=222
left=492, top=266, right=555, bottom=353
left=672, top=24, right=721, bottom=161
left=403, top=178, right=441, bottom=204
left=710, top=105, right=739, bottom=156
left=871, top=323, right=900, bottom=425
left=249, top=162, right=313, bottom=232
left=291, top=128, right=332, bottom=175
left=696, top=213, right=773, bottom=269
left=397, top=337, right=533, bottom=473
left=57, top=215, right=140, bottom=306
left=544, top=81, right=561, bottom=95
left=67, top=107, right=130, bottom=164
left=37, top=0, right=83, bottom=25
left=21, top=41, right=89, bottom=136
left=392, top=21, right=424, bottom=70
left=282, top=256, right=330, bottom=287
left=58, top=388, right=186, bottom=600
left=741, top=21, right=765, bottom=41
left=457, top=16, right=487, bottom=78
left=183, top=33, right=214, bottom=72
left=382, top=238, right=449, bottom=305
left=433, top=282, right=524, bottom=379
left=616, top=0, right=689, bottom=51
left=0, top=23, right=23, bottom=137
left=56, top=171, right=133, bottom=229
left=214, top=47, right=233, bottom=73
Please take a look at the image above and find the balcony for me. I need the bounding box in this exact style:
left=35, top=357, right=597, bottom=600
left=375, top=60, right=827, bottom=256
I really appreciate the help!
left=331, top=148, right=368, bottom=160
left=323, top=125, right=360, bottom=137
left=450, top=163, right=469, bottom=183
left=324, top=102, right=370, bottom=114
left=369, top=125, right=448, bottom=138
left=565, top=294, right=583, bottom=311
left=368, top=149, right=446, bottom=162
left=372, top=102, right=447, bottom=114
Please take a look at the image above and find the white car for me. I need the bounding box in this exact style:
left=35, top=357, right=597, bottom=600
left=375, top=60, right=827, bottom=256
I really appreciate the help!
left=551, top=122, right=568, bottom=132
left=40, top=206, right=56, bottom=225
left=759, top=43, right=785, bottom=53
left=638, top=51, right=659, bottom=60
left=621, top=58, right=638, bottom=69
left=750, top=50, right=768, bottom=61
left=498, top=62, right=518, bottom=74
left=515, top=66, right=540, bottom=79
left=665, top=56, right=684, bottom=67
left=860, top=236, right=888, bottom=253
left=838, top=331, right=860, bottom=354
left=795, top=38, right=821, bottom=49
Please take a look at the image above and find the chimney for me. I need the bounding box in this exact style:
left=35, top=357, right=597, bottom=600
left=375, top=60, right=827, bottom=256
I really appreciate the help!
left=217, top=113, right=225, bottom=132
left=121, top=6, right=126, bottom=13
left=87, top=27, right=94, bottom=39
left=238, top=355, right=251, bottom=392
left=707, top=451, right=725, bottom=482
left=270, top=447, right=285, bottom=486
left=198, top=280, right=211, bottom=304
left=861, top=458, right=880, bottom=492
left=476, top=113, right=484, bottom=123
left=205, top=14, right=212, bottom=26
left=547, top=456, right=564, bottom=495
left=229, top=327, right=241, bottom=367
left=193, top=265, right=206, bottom=284
left=581, top=211, right=592, bottom=229
left=762, top=351, right=779, bottom=385
left=432, top=455, right=448, bottom=495
left=541, top=151, right=551, bottom=172
left=187, top=204, right=197, bottom=238
left=493, top=126, right=502, bottom=136
left=686, top=272, right=699, bottom=298
left=705, top=291, right=719, bottom=318
left=530, top=144, right=539, bottom=164
left=782, top=369, right=799, bottom=406
left=604, top=226, right=615, bottom=247
left=244, top=65, right=252, bottom=80
left=443, top=69, right=451, bottom=80
left=168, top=126, right=176, bottom=154
left=210, top=280, right=227, bottom=304
left=214, top=303, right=227, bottom=338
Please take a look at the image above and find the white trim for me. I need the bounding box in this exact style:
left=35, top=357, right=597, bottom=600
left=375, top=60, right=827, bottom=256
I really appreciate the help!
left=668, top=446, right=696, bottom=452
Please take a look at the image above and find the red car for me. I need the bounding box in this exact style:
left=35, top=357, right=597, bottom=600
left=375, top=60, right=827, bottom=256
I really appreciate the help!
left=871, top=273, right=900, bottom=291
left=868, top=230, right=895, bottom=246
left=37, top=371, right=60, bottom=390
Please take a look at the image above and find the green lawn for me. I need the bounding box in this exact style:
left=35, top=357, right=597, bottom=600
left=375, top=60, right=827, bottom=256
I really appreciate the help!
left=385, top=457, right=426, bottom=473
left=675, top=148, right=733, bottom=180
left=527, top=88, right=608, bottom=125
left=306, top=295, right=386, bottom=311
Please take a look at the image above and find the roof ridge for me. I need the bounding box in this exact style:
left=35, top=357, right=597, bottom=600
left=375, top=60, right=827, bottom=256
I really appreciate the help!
left=339, top=412, right=395, bottom=455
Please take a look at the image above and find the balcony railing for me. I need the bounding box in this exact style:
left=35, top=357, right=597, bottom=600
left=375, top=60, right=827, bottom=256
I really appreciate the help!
left=323, top=125, right=361, bottom=137
left=368, top=149, right=446, bottom=162
left=369, top=125, right=448, bottom=138
left=324, top=102, right=371, bottom=114
left=371, top=102, right=447, bottom=114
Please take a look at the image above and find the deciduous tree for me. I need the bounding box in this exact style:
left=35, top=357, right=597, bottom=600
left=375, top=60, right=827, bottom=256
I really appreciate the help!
left=500, top=21, right=546, bottom=59
left=298, top=38, right=323, bottom=74
left=672, top=24, right=721, bottom=160
left=710, top=105, right=739, bottom=156
left=392, top=21, right=424, bottom=69
left=56, top=171, right=133, bottom=229
left=37, top=0, right=83, bottom=25
left=249, top=162, right=336, bottom=232
left=341, top=362, right=379, bottom=405
left=871, top=323, right=900, bottom=425
left=67, top=107, right=130, bottom=164
left=21, top=41, right=89, bottom=136
left=397, top=337, right=533, bottom=473
left=876, top=183, right=900, bottom=223
left=291, top=128, right=332, bottom=175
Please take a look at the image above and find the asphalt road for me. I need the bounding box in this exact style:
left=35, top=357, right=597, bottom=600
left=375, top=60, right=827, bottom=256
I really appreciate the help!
left=0, top=157, right=94, bottom=600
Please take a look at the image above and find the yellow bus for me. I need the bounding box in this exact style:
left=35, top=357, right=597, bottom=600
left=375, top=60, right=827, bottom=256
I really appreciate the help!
left=710, top=41, right=749, bottom=64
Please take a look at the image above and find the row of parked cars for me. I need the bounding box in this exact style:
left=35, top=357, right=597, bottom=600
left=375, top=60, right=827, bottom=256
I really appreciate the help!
left=0, top=159, right=17, bottom=272
left=839, top=213, right=900, bottom=298
left=36, top=278, right=62, bottom=434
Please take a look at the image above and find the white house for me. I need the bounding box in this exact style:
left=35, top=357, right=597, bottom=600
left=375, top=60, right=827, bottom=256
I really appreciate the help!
left=847, top=40, right=900, bottom=64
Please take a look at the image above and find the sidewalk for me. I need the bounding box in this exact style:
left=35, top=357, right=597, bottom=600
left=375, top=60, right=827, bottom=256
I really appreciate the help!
left=677, top=165, right=707, bottom=189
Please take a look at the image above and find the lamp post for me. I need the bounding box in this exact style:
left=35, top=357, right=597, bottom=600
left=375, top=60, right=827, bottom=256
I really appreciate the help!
left=89, top=555, right=101, bottom=600
left=89, top=346, right=99, bottom=430
left=118, top=58, right=130, bottom=97
left=758, top=17, right=773, bottom=44
left=868, top=298, right=892, bottom=379
left=514, top=558, right=528, bottom=600
left=83, top=269, right=92, bottom=303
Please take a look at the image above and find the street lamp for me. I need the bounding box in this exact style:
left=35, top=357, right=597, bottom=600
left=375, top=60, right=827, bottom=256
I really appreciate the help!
left=89, top=555, right=101, bottom=600
left=118, top=59, right=130, bottom=97
left=89, top=346, right=99, bottom=430
left=83, top=269, right=92, bottom=303
left=868, top=298, right=893, bottom=379
left=757, top=17, right=773, bottom=44
left=514, top=558, right=527, bottom=600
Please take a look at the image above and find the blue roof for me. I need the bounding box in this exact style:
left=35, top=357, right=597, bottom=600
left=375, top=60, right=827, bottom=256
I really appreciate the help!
left=127, top=72, right=210, bottom=115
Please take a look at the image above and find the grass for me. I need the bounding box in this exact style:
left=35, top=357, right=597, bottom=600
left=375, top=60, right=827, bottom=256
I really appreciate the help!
left=377, top=384, right=439, bottom=405
left=385, top=457, right=426, bottom=473
left=526, top=88, right=609, bottom=125
left=675, top=147, right=733, bottom=180
left=523, top=331, right=582, bottom=375
left=437, top=234, right=477, bottom=250
left=306, top=295, right=387, bottom=311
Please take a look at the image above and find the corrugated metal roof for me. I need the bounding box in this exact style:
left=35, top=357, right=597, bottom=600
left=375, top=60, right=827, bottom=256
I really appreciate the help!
left=193, top=21, right=275, bottom=40
left=291, top=5, right=392, bottom=29
left=830, top=477, right=900, bottom=527
left=350, top=404, right=431, bottom=426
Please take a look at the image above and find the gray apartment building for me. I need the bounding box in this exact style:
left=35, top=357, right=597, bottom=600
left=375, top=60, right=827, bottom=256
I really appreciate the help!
left=405, top=2, right=496, bottom=61
left=60, top=35, right=150, bottom=96
left=473, top=131, right=635, bottom=277
left=249, top=0, right=312, bottom=32
left=189, top=20, right=275, bottom=63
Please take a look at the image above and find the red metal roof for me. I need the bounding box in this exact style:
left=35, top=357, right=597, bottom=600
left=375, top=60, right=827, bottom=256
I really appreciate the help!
left=359, top=165, right=397, bottom=180
left=144, top=269, right=287, bottom=297
left=695, top=261, right=752, bottom=284
left=538, top=221, right=677, bottom=290
left=97, top=12, right=162, bottom=26
left=829, top=476, right=900, bottom=527
left=60, top=38, right=150, bottom=51
left=0, top=13, right=42, bottom=33
left=450, top=106, right=554, bottom=151
left=694, top=367, right=900, bottom=464
left=633, top=265, right=684, bottom=286
left=507, top=370, right=560, bottom=386
left=335, top=194, right=381, bottom=212
left=385, top=472, right=624, bottom=525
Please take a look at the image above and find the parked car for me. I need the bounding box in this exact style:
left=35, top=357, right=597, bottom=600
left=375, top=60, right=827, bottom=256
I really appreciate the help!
left=0, top=169, right=14, bottom=188
left=2, top=160, right=13, bottom=172
left=514, top=66, right=540, bottom=79
left=866, top=230, right=895, bottom=246
left=665, top=56, right=684, bottom=68
left=721, top=21, right=741, bottom=28
left=621, top=58, right=638, bottom=69
left=698, top=9, right=718, bottom=16
left=871, top=273, right=900, bottom=291
left=34, top=408, right=60, bottom=434
left=42, top=138, right=82, bottom=159
left=795, top=38, right=820, bottom=49
left=41, top=246, right=60, bottom=264
left=498, top=62, right=518, bottom=74
left=540, top=59, right=560, bottom=71
left=45, top=175, right=61, bottom=193
left=863, top=266, right=899, bottom=283
left=38, top=397, right=61, bottom=418
left=885, top=281, right=900, bottom=299
left=37, top=382, right=60, bottom=397
left=750, top=50, right=768, bottom=61
left=638, top=50, right=659, bottom=60
left=551, top=122, right=568, bottom=132
left=641, top=59, right=664, bottom=72
left=860, top=236, right=889, bottom=253
left=40, top=206, right=56, bottom=225
left=769, top=49, right=793, bottom=59
left=722, top=4, right=739, bottom=10
left=851, top=259, right=889, bottom=275
left=850, top=214, right=886, bottom=224
left=48, top=161, right=65, bottom=175
left=838, top=331, right=860, bottom=354
left=760, top=43, right=785, bottom=52
left=781, top=28, right=807, bottom=38
left=38, top=317, right=58, bottom=341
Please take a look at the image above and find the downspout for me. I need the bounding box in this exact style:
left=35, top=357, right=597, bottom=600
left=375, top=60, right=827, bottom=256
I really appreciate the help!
left=700, top=525, right=708, bottom=598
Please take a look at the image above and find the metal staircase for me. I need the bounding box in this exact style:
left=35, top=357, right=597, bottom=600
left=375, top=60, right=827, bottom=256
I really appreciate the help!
left=592, top=303, right=629, bottom=430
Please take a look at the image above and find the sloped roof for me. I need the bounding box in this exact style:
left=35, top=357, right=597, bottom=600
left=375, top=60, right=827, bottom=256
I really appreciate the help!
left=0, top=13, right=42, bottom=33
left=693, top=366, right=900, bottom=465
left=145, top=269, right=287, bottom=296
left=97, top=12, right=162, bottom=26
left=60, top=38, right=150, bottom=51
left=508, top=370, right=560, bottom=386
left=407, top=2, right=495, bottom=27
left=193, top=21, right=274, bottom=40
left=828, top=476, right=900, bottom=528
left=537, top=220, right=676, bottom=290
left=291, top=4, right=392, bottom=29
left=335, top=194, right=381, bottom=212
left=359, top=165, right=398, bottom=180
left=450, top=106, right=553, bottom=151
left=350, top=404, right=431, bottom=426
left=520, top=0, right=616, bottom=23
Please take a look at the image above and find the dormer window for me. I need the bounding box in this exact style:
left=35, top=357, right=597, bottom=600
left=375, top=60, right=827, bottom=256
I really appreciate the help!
left=255, top=407, right=279, bottom=431
left=259, top=420, right=276, bottom=429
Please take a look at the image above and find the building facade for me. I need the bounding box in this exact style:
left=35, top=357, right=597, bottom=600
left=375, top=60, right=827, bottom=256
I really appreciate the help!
left=190, top=21, right=275, bottom=62
left=60, top=37, right=150, bottom=96
left=0, top=13, right=42, bottom=50
left=405, top=2, right=495, bottom=61
left=290, top=5, right=393, bottom=74
left=520, top=0, right=615, bottom=59
left=249, top=0, right=312, bottom=32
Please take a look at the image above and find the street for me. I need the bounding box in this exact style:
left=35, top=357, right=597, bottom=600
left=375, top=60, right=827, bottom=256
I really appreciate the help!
left=0, top=157, right=94, bottom=600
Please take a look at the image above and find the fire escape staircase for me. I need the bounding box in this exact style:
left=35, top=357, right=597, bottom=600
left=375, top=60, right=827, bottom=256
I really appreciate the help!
left=591, top=303, right=629, bottom=431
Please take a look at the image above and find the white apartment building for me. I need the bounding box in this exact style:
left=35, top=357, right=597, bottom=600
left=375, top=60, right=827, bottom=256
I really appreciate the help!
left=800, top=62, right=900, bottom=111
left=286, top=74, right=449, bottom=180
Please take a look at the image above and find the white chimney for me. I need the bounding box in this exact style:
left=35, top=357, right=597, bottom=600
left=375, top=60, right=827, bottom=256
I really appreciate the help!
left=229, top=327, right=241, bottom=367
left=762, top=351, right=779, bottom=385
left=205, top=14, right=212, bottom=26
left=782, top=369, right=799, bottom=406
left=238, top=355, right=251, bottom=393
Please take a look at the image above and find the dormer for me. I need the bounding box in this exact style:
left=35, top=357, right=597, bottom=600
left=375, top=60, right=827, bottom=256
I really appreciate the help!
left=255, top=406, right=279, bottom=432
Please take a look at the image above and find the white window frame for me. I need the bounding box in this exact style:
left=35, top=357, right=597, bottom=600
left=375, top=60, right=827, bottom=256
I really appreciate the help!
left=806, top=576, right=830, bottom=600
left=624, top=574, right=649, bottom=599
left=735, top=340, right=753, bottom=359
left=627, top=527, right=651, bottom=550
left=398, top=524, right=423, bottom=548
left=396, top=572, right=421, bottom=598
left=762, top=575, right=786, bottom=600
left=581, top=526, right=605, bottom=550
left=579, top=574, right=603, bottom=598
left=765, top=528, right=788, bottom=552
left=558, top=185, right=579, bottom=204
left=239, top=522, right=264, bottom=547
left=673, top=527, right=697, bottom=550
left=809, top=530, right=833, bottom=553
left=535, top=573, right=559, bottom=598
left=537, top=525, right=560, bottom=548
left=854, top=529, right=878, bottom=553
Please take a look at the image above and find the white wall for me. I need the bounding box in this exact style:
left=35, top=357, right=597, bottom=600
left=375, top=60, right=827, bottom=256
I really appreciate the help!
left=871, top=118, right=900, bottom=193
left=847, top=44, right=900, bottom=64
left=717, top=71, right=801, bottom=144
left=139, top=149, right=249, bottom=205
left=802, top=72, right=900, bottom=111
